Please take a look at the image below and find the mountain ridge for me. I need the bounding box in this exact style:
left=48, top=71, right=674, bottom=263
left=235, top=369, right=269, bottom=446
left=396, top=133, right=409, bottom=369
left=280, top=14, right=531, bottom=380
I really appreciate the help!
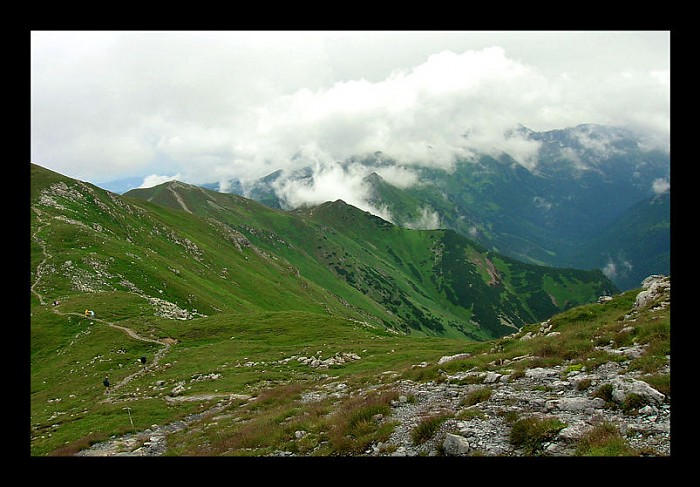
left=203, top=123, right=669, bottom=289
left=124, top=173, right=616, bottom=339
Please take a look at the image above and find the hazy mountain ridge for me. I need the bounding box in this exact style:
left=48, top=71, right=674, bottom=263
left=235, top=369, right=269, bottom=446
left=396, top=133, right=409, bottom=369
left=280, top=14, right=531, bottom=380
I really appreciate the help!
left=209, top=124, right=669, bottom=290
left=571, top=192, right=670, bottom=291
left=29, top=162, right=614, bottom=343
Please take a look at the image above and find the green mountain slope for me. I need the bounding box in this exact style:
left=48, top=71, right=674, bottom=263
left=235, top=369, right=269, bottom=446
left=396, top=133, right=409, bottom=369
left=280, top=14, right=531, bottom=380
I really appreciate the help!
left=571, top=192, right=670, bottom=290
left=210, top=124, right=669, bottom=290
left=124, top=176, right=617, bottom=339
left=30, top=163, right=638, bottom=457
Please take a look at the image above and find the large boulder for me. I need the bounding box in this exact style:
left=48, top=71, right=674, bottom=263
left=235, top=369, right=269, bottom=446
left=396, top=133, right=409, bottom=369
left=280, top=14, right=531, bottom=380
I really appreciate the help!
left=634, top=275, right=670, bottom=309
left=443, top=433, right=470, bottom=455
left=609, top=377, right=666, bottom=405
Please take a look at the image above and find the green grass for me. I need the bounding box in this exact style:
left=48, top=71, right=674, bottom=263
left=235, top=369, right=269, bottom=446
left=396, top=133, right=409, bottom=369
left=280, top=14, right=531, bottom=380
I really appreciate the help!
left=509, top=416, right=566, bottom=455
left=29, top=164, right=669, bottom=457
left=411, top=413, right=452, bottom=446
left=30, top=307, right=469, bottom=456
left=574, top=422, right=639, bottom=456
left=461, top=387, right=493, bottom=407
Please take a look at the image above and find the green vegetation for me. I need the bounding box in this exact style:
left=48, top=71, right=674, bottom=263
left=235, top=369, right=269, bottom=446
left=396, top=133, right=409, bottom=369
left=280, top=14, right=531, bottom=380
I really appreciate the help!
left=29, top=163, right=668, bottom=457
left=574, top=422, right=639, bottom=456
left=509, top=416, right=566, bottom=455
left=461, top=387, right=493, bottom=407
left=411, top=413, right=452, bottom=446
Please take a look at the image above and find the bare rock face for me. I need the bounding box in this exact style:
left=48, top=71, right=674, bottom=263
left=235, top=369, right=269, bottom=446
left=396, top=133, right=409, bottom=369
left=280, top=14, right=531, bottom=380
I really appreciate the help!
left=634, top=275, right=670, bottom=309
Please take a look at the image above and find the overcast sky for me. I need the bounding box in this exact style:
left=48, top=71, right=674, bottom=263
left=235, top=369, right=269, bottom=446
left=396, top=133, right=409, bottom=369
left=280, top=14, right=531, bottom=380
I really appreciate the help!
left=31, top=30, right=670, bottom=197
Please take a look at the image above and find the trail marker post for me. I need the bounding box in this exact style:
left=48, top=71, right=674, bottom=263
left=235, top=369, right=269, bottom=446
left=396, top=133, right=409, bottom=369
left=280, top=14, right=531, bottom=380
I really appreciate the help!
left=124, top=406, right=135, bottom=431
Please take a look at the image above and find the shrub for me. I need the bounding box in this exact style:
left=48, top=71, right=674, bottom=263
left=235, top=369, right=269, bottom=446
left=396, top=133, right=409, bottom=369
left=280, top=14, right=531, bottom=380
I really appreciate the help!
left=621, top=393, right=647, bottom=414
left=576, top=378, right=592, bottom=391
left=461, top=387, right=493, bottom=407
left=499, top=409, right=520, bottom=424
left=593, top=383, right=614, bottom=404
left=411, top=413, right=451, bottom=445
left=509, top=416, right=566, bottom=455
left=574, top=422, right=638, bottom=456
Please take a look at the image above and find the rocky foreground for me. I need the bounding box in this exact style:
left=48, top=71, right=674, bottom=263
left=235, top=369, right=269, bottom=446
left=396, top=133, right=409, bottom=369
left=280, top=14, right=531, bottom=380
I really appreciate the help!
left=77, top=276, right=671, bottom=457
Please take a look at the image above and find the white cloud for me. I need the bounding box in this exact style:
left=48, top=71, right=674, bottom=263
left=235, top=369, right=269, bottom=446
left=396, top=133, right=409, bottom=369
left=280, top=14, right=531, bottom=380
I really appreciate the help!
left=31, top=31, right=670, bottom=203
left=405, top=207, right=443, bottom=230
left=374, top=165, right=420, bottom=189
left=602, top=255, right=633, bottom=281
left=272, top=161, right=377, bottom=212
left=652, top=178, right=670, bottom=194
left=533, top=196, right=552, bottom=211
left=139, top=173, right=184, bottom=188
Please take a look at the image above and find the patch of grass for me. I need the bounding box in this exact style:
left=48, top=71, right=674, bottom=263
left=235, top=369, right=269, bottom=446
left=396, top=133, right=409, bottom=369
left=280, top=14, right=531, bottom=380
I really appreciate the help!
left=456, top=408, right=486, bottom=421
left=461, top=387, right=493, bottom=407
left=402, top=364, right=441, bottom=382
left=621, top=393, right=647, bottom=414
left=509, top=416, right=566, bottom=455
left=46, top=432, right=109, bottom=456
left=411, top=413, right=452, bottom=445
left=325, top=388, right=398, bottom=455
left=593, top=383, right=614, bottom=404
left=565, top=363, right=584, bottom=374
left=640, top=373, right=670, bottom=398
left=508, top=369, right=526, bottom=381
left=574, top=422, right=638, bottom=456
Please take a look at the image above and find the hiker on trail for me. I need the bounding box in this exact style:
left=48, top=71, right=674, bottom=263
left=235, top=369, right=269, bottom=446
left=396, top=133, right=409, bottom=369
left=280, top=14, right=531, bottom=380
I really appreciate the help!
left=52, top=300, right=59, bottom=306
left=103, top=376, right=110, bottom=393
left=85, top=309, right=89, bottom=317
left=140, top=356, right=147, bottom=366
left=89, top=310, right=95, bottom=317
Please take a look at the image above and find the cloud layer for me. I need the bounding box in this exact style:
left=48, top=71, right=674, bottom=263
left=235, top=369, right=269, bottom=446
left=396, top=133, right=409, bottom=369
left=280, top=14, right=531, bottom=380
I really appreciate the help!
left=31, top=31, right=670, bottom=199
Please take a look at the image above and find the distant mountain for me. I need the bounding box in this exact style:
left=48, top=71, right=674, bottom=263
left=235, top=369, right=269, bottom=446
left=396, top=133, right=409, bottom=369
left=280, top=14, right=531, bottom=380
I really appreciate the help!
left=210, top=124, right=669, bottom=289
left=570, top=192, right=670, bottom=291
left=93, top=176, right=146, bottom=194
left=122, top=177, right=615, bottom=339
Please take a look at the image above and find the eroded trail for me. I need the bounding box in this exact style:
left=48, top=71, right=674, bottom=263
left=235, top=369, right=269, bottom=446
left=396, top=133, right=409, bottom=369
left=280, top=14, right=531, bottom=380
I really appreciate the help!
left=32, top=208, right=199, bottom=455
left=32, top=208, right=263, bottom=455
left=32, top=207, right=176, bottom=395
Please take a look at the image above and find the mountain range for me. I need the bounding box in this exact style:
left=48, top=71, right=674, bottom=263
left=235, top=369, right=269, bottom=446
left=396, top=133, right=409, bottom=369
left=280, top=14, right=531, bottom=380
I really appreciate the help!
left=204, top=124, right=670, bottom=291
left=32, top=161, right=614, bottom=343
left=123, top=172, right=615, bottom=340
left=30, top=158, right=668, bottom=457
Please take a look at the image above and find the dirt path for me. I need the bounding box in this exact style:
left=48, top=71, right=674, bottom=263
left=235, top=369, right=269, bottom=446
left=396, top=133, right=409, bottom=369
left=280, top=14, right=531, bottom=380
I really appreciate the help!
left=31, top=207, right=175, bottom=396
left=33, top=206, right=258, bottom=456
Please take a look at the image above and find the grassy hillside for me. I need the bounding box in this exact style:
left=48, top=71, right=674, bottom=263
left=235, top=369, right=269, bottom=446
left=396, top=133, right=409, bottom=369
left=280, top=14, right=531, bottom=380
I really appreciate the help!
left=571, top=192, right=670, bottom=290
left=30, top=162, right=620, bottom=456
left=126, top=178, right=617, bottom=338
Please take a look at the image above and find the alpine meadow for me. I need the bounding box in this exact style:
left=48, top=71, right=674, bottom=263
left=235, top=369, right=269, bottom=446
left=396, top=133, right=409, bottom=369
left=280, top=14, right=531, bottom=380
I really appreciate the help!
left=30, top=158, right=670, bottom=457
left=30, top=31, right=671, bottom=458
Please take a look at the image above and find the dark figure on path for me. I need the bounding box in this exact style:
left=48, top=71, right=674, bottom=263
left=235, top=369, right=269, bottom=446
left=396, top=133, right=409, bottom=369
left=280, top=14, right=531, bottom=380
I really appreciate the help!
left=103, top=376, right=110, bottom=393
left=140, top=356, right=147, bottom=365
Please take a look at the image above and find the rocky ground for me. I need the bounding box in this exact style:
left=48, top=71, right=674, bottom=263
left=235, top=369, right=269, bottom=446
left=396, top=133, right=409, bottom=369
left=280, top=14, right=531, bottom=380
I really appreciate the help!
left=75, top=277, right=671, bottom=458
left=77, top=353, right=670, bottom=457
